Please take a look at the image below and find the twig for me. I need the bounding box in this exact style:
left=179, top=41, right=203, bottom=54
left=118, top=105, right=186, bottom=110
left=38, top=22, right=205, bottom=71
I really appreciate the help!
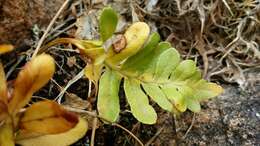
left=53, top=59, right=71, bottom=77
left=197, top=2, right=205, bottom=35
left=6, top=55, right=25, bottom=79
left=55, top=69, right=84, bottom=103
left=221, top=0, right=234, bottom=16
left=64, top=107, right=144, bottom=146
left=112, top=123, right=144, bottom=146
left=46, top=22, right=76, bottom=42
left=31, top=0, right=70, bottom=58
left=182, top=113, right=196, bottom=139
left=88, top=80, right=92, bottom=97
left=48, top=17, right=75, bottom=36
left=220, top=18, right=246, bottom=62
left=90, top=116, right=98, bottom=146
left=49, top=47, right=79, bottom=53
left=145, top=127, right=164, bottom=146
left=64, top=106, right=97, bottom=117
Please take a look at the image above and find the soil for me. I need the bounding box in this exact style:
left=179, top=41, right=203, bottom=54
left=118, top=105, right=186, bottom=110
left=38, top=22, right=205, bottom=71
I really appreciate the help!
left=0, top=0, right=259, bottom=146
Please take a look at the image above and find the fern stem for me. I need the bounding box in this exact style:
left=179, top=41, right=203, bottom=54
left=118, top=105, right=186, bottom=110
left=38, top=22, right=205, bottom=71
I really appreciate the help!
left=104, top=61, right=182, bottom=85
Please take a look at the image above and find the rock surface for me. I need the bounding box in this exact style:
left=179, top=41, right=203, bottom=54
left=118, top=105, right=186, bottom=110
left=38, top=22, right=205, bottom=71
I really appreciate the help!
left=181, top=84, right=259, bottom=146
left=150, top=73, right=260, bottom=146
left=0, top=0, right=63, bottom=47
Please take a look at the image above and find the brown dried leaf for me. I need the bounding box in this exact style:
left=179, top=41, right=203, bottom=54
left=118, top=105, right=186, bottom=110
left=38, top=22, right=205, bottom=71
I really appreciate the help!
left=0, top=63, right=8, bottom=123
left=20, top=117, right=76, bottom=135
left=16, top=117, right=88, bottom=146
left=75, top=11, right=99, bottom=40
left=19, top=100, right=78, bottom=135
left=0, top=122, right=14, bottom=146
left=63, top=93, right=91, bottom=110
left=8, top=54, right=55, bottom=113
left=0, top=101, right=8, bottom=123
left=0, top=44, right=14, bottom=55
left=0, top=63, right=8, bottom=103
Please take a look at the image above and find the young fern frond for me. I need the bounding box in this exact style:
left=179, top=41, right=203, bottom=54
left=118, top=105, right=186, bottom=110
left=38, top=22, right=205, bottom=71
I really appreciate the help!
left=46, top=7, right=223, bottom=124
left=101, top=37, right=222, bottom=124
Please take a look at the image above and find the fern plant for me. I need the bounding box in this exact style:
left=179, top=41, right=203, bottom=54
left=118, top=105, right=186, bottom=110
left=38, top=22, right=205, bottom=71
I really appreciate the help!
left=46, top=7, right=223, bottom=124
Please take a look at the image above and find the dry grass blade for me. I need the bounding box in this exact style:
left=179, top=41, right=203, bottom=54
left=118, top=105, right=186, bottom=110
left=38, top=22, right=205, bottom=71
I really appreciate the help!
left=32, top=0, right=70, bottom=58
left=55, top=70, right=84, bottom=104
left=136, top=0, right=259, bottom=85
left=64, top=107, right=145, bottom=146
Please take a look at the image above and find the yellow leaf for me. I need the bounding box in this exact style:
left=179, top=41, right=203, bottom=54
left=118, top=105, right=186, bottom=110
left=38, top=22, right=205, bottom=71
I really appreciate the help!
left=0, top=122, right=15, bottom=146
left=19, top=100, right=78, bottom=135
left=44, top=38, right=102, bottom=50
left=0, top=63, right=8, bottom=103
left=0, top=101, right=8, bottom=122
left=8, top=54, right=55, bottom=113
left=84, top=64, right=103, bottom=88
left=16, top=117, right=88, bottom=146
left=0, top=63, right=10, bottom=123
left=0, top=44, right=14, bottom=55
left=20, top=117, right=76, bottom=134
left=45, top=38, right=105, bottom=64
left=81, top=47, right=106, bottom=64
left=207, top=83, right=223, bottom=96
left=106, top=22, right=150, bottom=65
left=20, top=100, right=67, bottom=122
left=194, top=81, right=224, bottom=101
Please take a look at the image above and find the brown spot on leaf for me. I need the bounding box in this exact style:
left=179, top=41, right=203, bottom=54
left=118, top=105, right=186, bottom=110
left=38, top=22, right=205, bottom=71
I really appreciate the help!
left=112, top=34, right=126, bottom=53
